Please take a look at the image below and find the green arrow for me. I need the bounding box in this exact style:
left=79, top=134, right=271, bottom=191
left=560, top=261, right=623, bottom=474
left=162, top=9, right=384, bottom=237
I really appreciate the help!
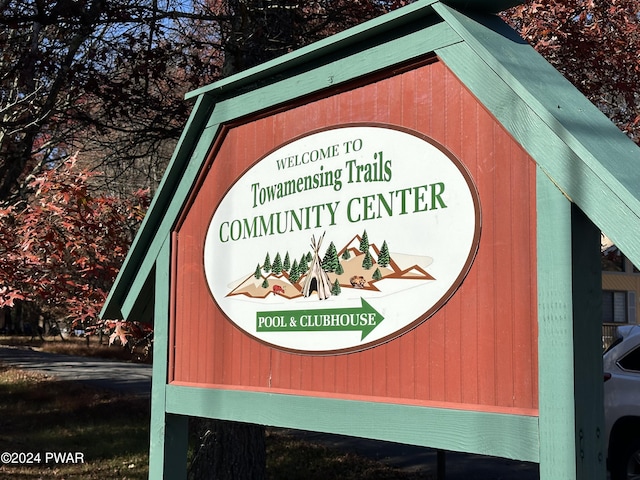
left=256, top=298, right=384, bottom=340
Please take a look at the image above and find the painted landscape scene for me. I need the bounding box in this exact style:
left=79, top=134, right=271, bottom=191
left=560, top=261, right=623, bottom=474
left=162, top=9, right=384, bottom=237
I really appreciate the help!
left=225, top=231, right=435, bottom=301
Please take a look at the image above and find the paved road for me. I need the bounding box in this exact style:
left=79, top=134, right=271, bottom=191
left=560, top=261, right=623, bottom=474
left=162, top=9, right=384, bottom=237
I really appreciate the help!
left=0, top=344, right=540, bottom=479
left=0, top=344, right=152, bottom=397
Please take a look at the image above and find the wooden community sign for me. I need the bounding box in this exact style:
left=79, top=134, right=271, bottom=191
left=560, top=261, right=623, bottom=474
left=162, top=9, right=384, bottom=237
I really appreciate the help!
left=101, top=2, right=640, bottom=479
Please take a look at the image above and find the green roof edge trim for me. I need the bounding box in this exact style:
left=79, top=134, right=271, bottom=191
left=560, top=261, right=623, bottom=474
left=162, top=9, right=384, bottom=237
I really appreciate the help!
left=433, top=3, right=640, bottom=265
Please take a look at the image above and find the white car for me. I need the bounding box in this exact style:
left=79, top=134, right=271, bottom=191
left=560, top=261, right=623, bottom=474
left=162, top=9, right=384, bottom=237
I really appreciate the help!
left=604, top=324, right=640, bottom=480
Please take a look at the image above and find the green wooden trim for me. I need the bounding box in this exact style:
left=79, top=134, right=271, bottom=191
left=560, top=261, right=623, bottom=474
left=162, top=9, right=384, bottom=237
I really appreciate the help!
left=434, top=3, right=640, bottom=267
left=148, top=237, right=189, bottom=479
left=537, top=169, right=576, bottom=479
left=536, top=169, right=606, bottom=480
left=202, top=22, right=460, bottom=127
left=123, top=271, right=154, bottom=325
left=120, top=264, right=156, bottom=323
left=164, top=385, right=540, bottom=462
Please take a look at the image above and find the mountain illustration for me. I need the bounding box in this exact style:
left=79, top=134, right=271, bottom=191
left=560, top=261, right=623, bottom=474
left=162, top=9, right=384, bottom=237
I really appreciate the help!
left=226, top=232, right=435, bottom=300
left=227, top=271, right=304, bottom=300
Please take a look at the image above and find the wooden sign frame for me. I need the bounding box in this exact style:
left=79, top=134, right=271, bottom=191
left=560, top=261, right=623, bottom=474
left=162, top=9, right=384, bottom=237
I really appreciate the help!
left=102, top=2, right=640, bottom=479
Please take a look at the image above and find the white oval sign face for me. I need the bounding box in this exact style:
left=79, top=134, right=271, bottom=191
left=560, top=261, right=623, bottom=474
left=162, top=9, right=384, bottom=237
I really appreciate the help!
left=204, top=124, right=480, bottom=354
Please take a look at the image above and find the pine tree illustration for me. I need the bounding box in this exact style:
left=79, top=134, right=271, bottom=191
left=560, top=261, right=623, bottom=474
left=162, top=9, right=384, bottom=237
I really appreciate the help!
left=272, top=253, right=283, bottom=274
left=289, top=260, right=300, bottom=284
left=341, top=249, right=351, bottom=260
left=262, top=253, right=271, bottom=272
left=335, top=262, right=344, bottom=275
left=283, top=252, right=291, bottom=272
left=373, top=268, right=382, bottom=280
left=261, top=278, right=269, bottom=288
left=378, top=241, right=390, bottom=267
left=331, top=279, right=342, bottom=296
left=299, top=254, right=308, bottom=272
left=362, top=251, right=373, bottom=270
left=322, top=241, right=339, bottom=272
left=359, top=230, right=369, bottom=254
left=254, top=264, right=262, bottom=279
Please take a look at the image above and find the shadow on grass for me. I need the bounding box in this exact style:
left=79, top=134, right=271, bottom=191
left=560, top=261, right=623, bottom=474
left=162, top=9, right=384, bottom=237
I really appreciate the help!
left=0, top=366, right=149, bottom=479
left=266, top=430, right=432, bottom=480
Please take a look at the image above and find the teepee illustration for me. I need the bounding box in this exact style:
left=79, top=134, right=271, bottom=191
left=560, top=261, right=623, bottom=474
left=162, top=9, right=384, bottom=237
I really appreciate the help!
left=302, top=233, right=333, bottom=300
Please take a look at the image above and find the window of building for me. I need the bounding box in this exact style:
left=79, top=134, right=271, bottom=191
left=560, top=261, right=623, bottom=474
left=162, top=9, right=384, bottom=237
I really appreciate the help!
left=602, top=290, right=636, bottom=323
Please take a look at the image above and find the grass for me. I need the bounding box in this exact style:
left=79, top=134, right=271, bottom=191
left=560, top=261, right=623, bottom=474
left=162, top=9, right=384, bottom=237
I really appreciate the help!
left=0, top=337, right=430, bottom=479
left=266, top=432, right=431, bottom=480
left=0, top=366, right=149, bottom=479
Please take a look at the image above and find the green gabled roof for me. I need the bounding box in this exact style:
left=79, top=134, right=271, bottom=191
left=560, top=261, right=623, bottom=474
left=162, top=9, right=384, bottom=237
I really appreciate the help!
left=101, top=0, right=640, bottom=320
left=432, top=3, right=640, bottom=261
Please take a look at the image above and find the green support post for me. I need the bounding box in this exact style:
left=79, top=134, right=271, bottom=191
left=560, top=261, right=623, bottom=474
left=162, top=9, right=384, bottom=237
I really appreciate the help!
left=148, top=237, right=189, bottom=480
left=537, top=169, right=605, bottom=479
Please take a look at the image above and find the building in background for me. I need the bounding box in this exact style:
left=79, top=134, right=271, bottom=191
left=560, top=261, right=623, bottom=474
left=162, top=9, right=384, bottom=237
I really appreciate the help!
left=602, top=234, right=639, bottom=348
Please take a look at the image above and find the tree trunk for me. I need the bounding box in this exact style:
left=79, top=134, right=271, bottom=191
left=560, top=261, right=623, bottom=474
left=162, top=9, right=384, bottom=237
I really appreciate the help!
left=188, top=419, right=266, bottom=480
left=186, top=3, right=289, bottom=477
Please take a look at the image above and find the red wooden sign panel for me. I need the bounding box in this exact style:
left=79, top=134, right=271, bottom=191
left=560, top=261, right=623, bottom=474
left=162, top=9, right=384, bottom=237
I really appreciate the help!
left=170, top=58, right=538, bottom=415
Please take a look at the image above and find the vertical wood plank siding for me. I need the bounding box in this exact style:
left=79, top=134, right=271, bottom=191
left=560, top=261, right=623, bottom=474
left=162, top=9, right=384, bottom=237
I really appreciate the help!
left=171, top=59, right=539, bottom=413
